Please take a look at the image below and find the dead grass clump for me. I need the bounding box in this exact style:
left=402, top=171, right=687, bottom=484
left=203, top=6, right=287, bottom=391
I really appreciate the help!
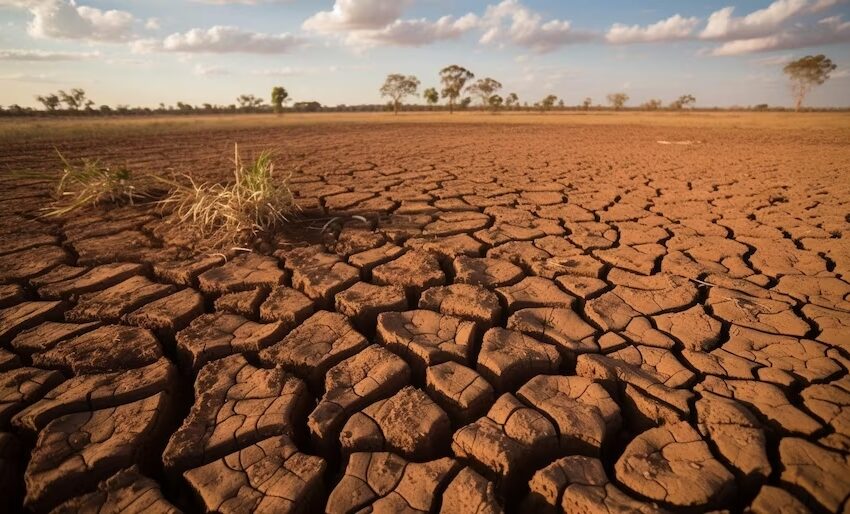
left=43, top=152, right=144, bottom=217
left=158, top=145, right=293, bottom=247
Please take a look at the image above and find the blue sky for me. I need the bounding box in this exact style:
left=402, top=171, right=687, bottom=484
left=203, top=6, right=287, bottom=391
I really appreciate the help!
left=1, top=0, right=849, bottom=108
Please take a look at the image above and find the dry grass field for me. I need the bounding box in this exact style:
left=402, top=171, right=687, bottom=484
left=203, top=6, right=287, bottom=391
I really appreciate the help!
left=1, top=112, right=849, bottom=513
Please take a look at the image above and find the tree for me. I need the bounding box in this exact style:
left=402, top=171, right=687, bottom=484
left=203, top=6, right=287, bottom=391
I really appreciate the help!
left=466, top=77, right=502, bottom=107
left=582, top=97, right=592, bottom=111
left=540, top=95, right=558, bottom=112
left=380, top=74, right=420, bottom=115
left=505, top=93, right=519, bottom=108
left=557, top=99, right=565, bottom=108
left=642, top=99, right=663, bottom=111
left=459, top=97, right=472, bottom=110
left=237, top=94, right=264, bottom=111
left=58, top=88, right=88, bottom=110
left=271, top=86, right=290, bottom=114
left=440, top=65, right=474, bottom=114
left=607, top=93, right=629, bottom=110
left=783, top=55, right=836, bottom=111
left=488, top=94, right=503, bottom=113
left=423, top=87, right=439, bottom=109
left=35, top=94, right=60, bottom=111
left=670, top=94, right=696, bottom=110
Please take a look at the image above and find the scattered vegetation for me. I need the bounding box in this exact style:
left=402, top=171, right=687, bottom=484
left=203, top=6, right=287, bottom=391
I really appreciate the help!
left=43, top=152, right=147, bottom=217
left=157, top=145, right=294, bottom=247
left=380, top=74, right=421, bottom=115
left=642, top=99, right=663, bottom=111
left=467, top=78, right=503, bottom=107
left=237, top=94, right=265, bottom=112
left=607, top=93, right=630, bottom=110
left=539, top=95, right=558, bottom=112
left=271, top=87, right=290, bottom=114
left=783, top=54, right=836, bottom=111
left=440, top=65, right=475, bottom=114
left=670, top=94, right=696, bottom=110
left=8, top=54, right=838, bottom=117
left=423, top=87, right=439, bottom=108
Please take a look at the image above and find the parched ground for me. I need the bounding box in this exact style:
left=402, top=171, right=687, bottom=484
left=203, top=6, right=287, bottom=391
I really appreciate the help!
left=1, top=113, right=850, bottom=513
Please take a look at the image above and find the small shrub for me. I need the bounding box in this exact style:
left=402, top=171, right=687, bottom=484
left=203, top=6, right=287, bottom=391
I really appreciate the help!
left=158, top=145, right=293, bottom=247
left=43, top=152, right=144, bottom=217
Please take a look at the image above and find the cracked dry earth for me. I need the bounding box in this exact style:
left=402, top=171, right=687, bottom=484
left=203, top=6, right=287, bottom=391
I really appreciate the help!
left=1, top=120, right=849, bottom=513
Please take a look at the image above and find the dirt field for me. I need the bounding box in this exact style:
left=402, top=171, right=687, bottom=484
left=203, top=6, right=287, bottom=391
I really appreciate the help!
left=1, top=112, right=849, bottom=513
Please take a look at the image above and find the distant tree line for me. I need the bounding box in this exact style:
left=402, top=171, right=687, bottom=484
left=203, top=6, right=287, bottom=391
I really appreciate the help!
left=1, top=55, right=839, bottom=117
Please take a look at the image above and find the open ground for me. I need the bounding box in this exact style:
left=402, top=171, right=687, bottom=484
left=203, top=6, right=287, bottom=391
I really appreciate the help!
left=1, top=112, right=850, bottom=513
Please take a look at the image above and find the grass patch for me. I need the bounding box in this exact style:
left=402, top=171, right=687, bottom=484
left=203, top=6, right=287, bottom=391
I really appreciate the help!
left=157, top=145, right=294, bottom=248
left=43, top=152, right=146, bottom=217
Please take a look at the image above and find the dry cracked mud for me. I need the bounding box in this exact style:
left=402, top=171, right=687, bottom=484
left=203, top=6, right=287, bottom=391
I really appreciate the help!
left=0, top=119, right=849, bottom=513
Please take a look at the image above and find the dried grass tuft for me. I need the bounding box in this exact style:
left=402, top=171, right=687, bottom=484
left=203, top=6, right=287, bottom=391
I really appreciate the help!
left=157, top=144, right=294, bottom=247
left=43, top=151, right=144, bottom=217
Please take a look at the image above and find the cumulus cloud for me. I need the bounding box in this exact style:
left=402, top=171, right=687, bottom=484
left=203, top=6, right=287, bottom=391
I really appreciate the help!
left=606, top=14, right=700, bottom=44
left=1, top=0, right=136, bottom=42
left=710, top=14, right=850, bottom=54
left=479, top=0, right=595, bottom=53
left=0, top=47, right=99, bottom=60
left=137, top=26, right=303, bottom=54
left=302, top=0, right=476, bottom=47
left=192, top=0, right=291, bottom=3
left=303, top=0, right=413, bottom=32
left=701, top=0, right=809, bottom=40
left=810, top=0, right=849, bottom=12
left=350, top=14, right=479, bottom=47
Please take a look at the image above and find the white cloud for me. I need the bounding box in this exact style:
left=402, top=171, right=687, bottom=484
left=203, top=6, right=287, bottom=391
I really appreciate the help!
left=711, top=14, right=850, bottom=54
left=0, top=47, right=99, bottom=60
left=479, top=0, right=595, bottom=53
left=701, top=0, right=809, bottom=40
left=1, top=0, right=136, bottom=42
left=141, top=26, right=303, bottom=54
left=606, top=14, right=700, bottom=44
left=191, top=0, right=293, bottom=4
left=145, top=17, right=160, bottom=30
left=810, top=0, right=849, bottom=12
left=350, top=14, right=479, bottom=47
left=193, top=63, right=229, bottom=76
left=302, top=0, right=476, bottom=48
left=303, top=0, right=413, bottom=32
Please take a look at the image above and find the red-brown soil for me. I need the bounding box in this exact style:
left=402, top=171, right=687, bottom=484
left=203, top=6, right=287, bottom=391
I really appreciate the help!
left=1, top=118, right=849, bottom=513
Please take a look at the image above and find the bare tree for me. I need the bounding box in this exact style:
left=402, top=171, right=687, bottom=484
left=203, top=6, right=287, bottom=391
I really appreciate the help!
left=783, top=55, right=836, bottom=111
left=380, top=74, right=420, bottom=115
left=423, top=87, right=439, bottom=109
left=669, top=94, right=696, bottom=110
left=440, top=65, right=474, bottom=114
left=466, top=77, right=502, bottom=107
left=607, top=93, right=629, bottom=110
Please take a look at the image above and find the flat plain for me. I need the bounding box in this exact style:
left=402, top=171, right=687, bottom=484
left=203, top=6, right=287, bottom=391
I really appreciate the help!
left=1, top=112, right=849, bottom=513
